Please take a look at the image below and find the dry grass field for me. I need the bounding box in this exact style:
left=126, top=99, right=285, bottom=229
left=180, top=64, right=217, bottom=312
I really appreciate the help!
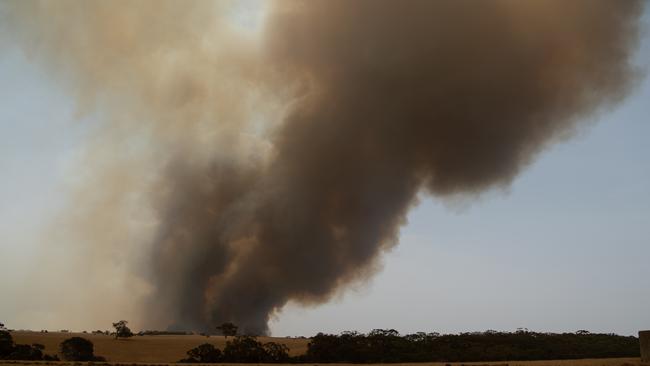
left=5, top=332, right=645, bottom=366
left=9, top=331, right=309, bottom=363
left=0, top=357, right=645, bottom=366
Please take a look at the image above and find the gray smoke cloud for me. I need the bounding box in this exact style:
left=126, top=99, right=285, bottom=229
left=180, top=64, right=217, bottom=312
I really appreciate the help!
left=1, top=0, right=644, bottom=334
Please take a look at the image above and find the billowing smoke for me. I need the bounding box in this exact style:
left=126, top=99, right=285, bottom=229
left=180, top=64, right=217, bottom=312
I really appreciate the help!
left=1, top=1, right=643, bottom=334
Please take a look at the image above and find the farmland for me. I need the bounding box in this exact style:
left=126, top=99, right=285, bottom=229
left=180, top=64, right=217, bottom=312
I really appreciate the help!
left=9, top=332, right=309, bottom=363
left=0, top=357, right=645, bottom=366
left=4, top=331, right=644, bottom=366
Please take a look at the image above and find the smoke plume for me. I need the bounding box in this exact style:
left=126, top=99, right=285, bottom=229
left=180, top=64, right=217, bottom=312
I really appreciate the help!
left=1, top=1, right=643, bottom=334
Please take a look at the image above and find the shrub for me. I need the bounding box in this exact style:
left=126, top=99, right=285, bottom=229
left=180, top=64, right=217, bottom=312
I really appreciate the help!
left=180, top=343, right=222, bottom=363
left=0, top=331, right=13, bottom=358
left=59, top=337, right=105, bottom=361
left=222, top=336, right=267, bottom=362
left=179, top=337, right=291, bottom=363
left=263, top=341, right=290, bottom=363
left=7, top=344, right=43, bottom=360
left=0, top=331, right=58, bottom=361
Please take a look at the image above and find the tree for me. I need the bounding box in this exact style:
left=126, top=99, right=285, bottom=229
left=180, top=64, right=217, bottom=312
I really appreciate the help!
left=216, top=322, right=238, bottom=338
left=59, top=337, right=105, bottom=361
left=0, top=331, right=57, bottom=361
left=263, top=341, right=290, bottom=363
left=112, top=320, right=133, bottom=339
left=0, top=331, right=13, bottom=358
left=7, top=344, right=43, bottom=360
left=181, top=343, right=222, bottom=363
left=222, top=336, right=267, bottom=362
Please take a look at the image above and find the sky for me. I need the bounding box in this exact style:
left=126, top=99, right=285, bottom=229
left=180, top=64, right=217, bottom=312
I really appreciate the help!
left=0, top=3, right=649, bottom=336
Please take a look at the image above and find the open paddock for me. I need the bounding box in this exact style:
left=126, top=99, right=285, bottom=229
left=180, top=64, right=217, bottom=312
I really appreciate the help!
left=10, top=331, right=309, bottom=363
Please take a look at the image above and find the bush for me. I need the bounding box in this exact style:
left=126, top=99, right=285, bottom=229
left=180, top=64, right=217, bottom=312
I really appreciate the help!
left=59, top=337, right=105, bottom=361
left=180, top=336, right=292, bottom=363
left=222, top=336, right=267, bottom=362
left=263, top=341, right=290, bottom=363
left=180, top=343, right=222, bottom=363
left=0, top=331, right=13, bottom=358
left=0, top=332, right=58, bottom=361
left=7, top=344, right=43, bottom=360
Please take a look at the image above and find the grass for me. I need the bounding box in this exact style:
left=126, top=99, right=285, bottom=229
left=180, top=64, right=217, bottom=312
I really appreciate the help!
left=0, top=358, right=645, bottom=366
left=10, top=331, right=309, bottom=363
left=7, top=332, right=646, bottom=365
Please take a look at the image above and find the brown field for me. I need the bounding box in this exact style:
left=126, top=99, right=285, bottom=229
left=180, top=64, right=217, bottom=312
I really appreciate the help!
left=5, top=332, right=645, bottom=366
left=9, top=331, right=309, bottom=363
left=0, top=358, right=645, bottom=366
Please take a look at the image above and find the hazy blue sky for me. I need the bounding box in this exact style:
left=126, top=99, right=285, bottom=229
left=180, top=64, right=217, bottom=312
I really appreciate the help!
left=0, top=5, right=648, bottom=336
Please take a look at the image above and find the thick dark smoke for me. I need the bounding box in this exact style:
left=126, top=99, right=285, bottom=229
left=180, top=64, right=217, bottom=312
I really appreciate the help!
left=2, top=0, right=643, bottom=334
left=150, top=1, right=643, bottom=334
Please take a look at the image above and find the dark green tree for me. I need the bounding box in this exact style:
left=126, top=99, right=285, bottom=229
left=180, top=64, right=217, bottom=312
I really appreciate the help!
left=112, top=320, right=134, bottom=339
left=59, top=337, right=105, bottom=361
left=180, top=343, right=222, bottom=363
left=216, top=322, right=238, bottom=338
left=7, top=344, right=43, bottom=360
left=305, top=330, right=640, bottom=363
left=263, top=341, right=290, bottom=362
left=0, top=331, right=14, bottom=358
left=222, top=336, right=266, bottom=362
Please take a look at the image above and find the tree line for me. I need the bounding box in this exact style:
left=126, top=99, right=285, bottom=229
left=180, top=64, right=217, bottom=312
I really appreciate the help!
left=0, top=319, right=133, bottom=361
left=180, top=327, right=640, bottom=363
left=180, top=335, right=291, bottom=363
left=299, top=329, right=640, bottom=363
left=1, top=319, right=642, bottom=363
left=0, top=330, right=104, bottom=361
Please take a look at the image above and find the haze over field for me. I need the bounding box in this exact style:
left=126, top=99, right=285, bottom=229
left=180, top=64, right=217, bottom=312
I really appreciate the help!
left=0, top=0, right=649, bottom=336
